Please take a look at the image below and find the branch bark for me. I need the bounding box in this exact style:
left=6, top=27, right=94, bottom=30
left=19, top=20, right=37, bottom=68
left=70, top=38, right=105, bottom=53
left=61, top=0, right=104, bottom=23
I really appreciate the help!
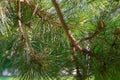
left=17, top=0, right=31, bottom=54
left=51, top=0, right=82, bottom=79
left=17, top=0, right=41, bottom=66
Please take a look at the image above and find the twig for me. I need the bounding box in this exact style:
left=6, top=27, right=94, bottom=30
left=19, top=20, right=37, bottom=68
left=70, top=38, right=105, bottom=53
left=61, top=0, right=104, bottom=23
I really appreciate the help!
left=24, top=1, right=62, bottom=27
left=79, top=31, right=98, bottom=43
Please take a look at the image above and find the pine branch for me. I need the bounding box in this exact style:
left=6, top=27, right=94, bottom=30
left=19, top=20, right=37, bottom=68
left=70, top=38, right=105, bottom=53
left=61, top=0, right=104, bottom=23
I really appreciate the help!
left=51, top=0, right=82, bottom=78
left=24, top=1, right=62, bottom=27
left=51, top=0, right=77, bottom=43
left=17, top=0, right=41, bottom=66
left=17, top=0, right=31, bottom=53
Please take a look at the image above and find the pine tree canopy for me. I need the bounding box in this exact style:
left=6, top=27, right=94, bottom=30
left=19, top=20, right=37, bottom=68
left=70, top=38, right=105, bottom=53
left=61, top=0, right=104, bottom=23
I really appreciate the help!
left=0, top=0, right=120, bottom=80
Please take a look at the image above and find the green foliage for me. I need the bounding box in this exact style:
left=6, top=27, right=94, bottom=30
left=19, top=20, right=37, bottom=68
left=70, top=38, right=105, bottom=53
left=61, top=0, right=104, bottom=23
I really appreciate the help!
left=0, top=0, right=120, bottom=80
